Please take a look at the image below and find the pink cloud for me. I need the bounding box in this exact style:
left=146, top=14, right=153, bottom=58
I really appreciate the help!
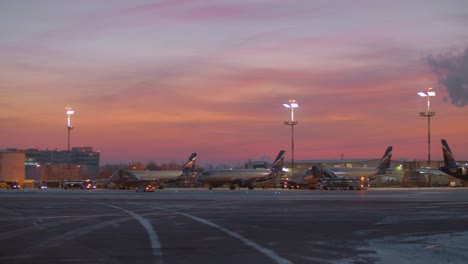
left=2, top=1, right=468, bottom=164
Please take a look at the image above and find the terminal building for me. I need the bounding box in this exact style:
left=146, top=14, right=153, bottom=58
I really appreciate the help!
left=0, top=147, right=100, bottom=186
left=246, top=158, right=384, bottom=170
left=0, top=150, right=26, bottom=182
left=25, top=147, right=100, bottom=181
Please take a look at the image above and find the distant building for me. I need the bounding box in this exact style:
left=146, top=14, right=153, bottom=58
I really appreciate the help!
left=2, top=147, right=100, bottom=182
left=26, top=147, right=100, bottom=180
left=246, top=158, right=381, bottom=170
left=246, top=161, right=268, bottom=169
left=0, top=149, right=26, bottom=182
left=25, top=147, right=99, bottom=167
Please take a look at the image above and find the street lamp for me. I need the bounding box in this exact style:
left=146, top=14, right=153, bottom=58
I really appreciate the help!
left=418, top=88, right=435, bottom=168
left=283, top=99, right=299, bottom=172
left=65, top=105, right=74, bottom=180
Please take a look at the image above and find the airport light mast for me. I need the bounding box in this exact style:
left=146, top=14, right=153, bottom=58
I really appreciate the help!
left=418, top=87, right=436, bottom=186
left=418, top=88, right=435, bottom=168
left=65, top=105, right=74, bottom=180
left=283, top=99, right=298, bottom=172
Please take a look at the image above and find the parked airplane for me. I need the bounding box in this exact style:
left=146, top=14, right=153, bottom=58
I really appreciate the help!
left=197, top=150, right=286, bottom=190
left=281, top=165, right=337, bottom=189
left=284, top=146, right=393, bottom=189
left=439, top=139, right=468, bottom=181
left=317, top=146, right=393, bottom=180
left=109, top=153, right=197, bottom=189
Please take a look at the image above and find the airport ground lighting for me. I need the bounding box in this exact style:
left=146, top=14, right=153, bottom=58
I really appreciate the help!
left=418, top=88, right=435, bottom=168
left=283, top=99, right=298, bottom=172
left=65, top=105, right=74, bottom=180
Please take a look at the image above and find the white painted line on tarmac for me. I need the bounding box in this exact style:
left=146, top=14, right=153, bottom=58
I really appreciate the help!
left=134, top=202, right=293, bottom=264
left=102, top=203, right=164, bottom=262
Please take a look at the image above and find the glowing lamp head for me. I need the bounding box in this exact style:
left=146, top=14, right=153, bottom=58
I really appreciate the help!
left=65, top=105, right=74, bottom=128
left=283, top=99, right=299, bottom=121
left=283, top=99, right=299, bottom=108
left=418, top=88, right=436, bottom=97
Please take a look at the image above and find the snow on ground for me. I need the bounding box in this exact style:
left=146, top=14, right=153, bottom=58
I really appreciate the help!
left=338, top=232, right=468, bottom=264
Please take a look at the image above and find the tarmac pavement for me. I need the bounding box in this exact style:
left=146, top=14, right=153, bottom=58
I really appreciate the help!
left=0, top=188, right=467, bottom=264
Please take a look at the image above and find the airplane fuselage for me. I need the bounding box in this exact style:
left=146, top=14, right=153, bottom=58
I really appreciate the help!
left=108, top=153, right=198, bottom=189
left=196, top=150, right=285, bottom=189
left=320, top=167, right=378, bottom=178
left=133, top=170, right=184, bottom=181
left=301, top=146, right=393, bottom=184
left=197, top=169, right=272, bottom=185
left=109, top=170, right=183, bottom=184
left=301, top=167, right=390, bottom=184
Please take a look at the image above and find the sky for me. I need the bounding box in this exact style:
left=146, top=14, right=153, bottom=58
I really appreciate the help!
left=1, top=0, right=468, bottom=166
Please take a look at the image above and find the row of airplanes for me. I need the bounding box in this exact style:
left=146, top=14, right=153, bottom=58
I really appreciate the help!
left=108, top=139, right=467, bottom=190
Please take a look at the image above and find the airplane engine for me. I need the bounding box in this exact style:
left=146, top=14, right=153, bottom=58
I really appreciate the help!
left=238, top=181, right=248, bottom=188
left=238, top=180, right=254, bottom=189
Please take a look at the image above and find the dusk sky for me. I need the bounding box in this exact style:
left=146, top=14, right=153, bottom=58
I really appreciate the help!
left=1, top=0, right=468, bottom=166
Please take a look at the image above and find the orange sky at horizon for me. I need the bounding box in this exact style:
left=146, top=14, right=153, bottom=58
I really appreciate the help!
left=1, top=1, right=467, bottom=166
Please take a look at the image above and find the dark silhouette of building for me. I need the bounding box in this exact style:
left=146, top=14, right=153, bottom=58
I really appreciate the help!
left=24, top=147, right=100, bottom=181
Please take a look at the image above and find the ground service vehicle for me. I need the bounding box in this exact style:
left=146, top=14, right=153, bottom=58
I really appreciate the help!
left=318, top=178, right=368, bottom=190
left=62, top=181, right=84, bottom=190
left=6, top=181, right=20, bottom=189
left=83, top=180, right=97, bottom=190
left=136, top=185, right=155, bottom=192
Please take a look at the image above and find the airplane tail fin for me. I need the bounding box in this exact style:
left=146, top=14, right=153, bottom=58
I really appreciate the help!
left=441, top=139, right=456, bottom=166
left=376, top=146, right=392, bottom=175
left=181, top=153, right=197, bottom=176
left=270, top=150, right=286, bottom=173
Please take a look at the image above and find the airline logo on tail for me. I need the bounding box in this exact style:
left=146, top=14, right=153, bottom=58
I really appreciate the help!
left=441, top=139, right=456, bottom=166
left=377, top=146, right=392, bottom=175
left=439, top=139, right=468, bottom=180
left=182, top=153, right=197, bottom=176
left=271, top=150, right=286, bottom=173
